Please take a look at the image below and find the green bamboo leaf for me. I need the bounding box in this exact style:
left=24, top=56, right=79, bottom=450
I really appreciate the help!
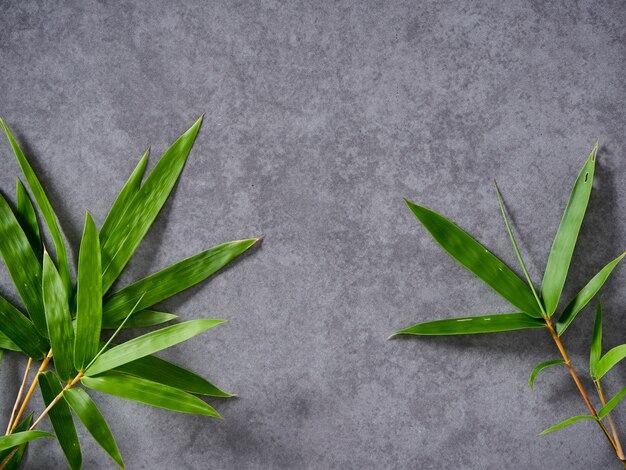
left=595, top=345, right=626, bottom=380
left=590, top=301, right=603, bottom=378
left=391, top=313, right=546, bottom=336
left=85, top=319, right=224, bottom=376
left=42, top=254, right=75, bottom=380
left=0, top=193, right=46, bottom=335
left=405, top=200, right=542, bottom=317
left=556, top=253, right=625, bottom=335
left=64, top=388, right=124, bottom=468
left=0, top=431, right=52, bottom=451
left=74, top=213, right=102, bottom=371
left=115, top=355, right=233, bottom=397
left=529, top=359, right=565, bottom=391
left=0, top=296, right=47, bottom=359
left=15, top=179, right=42, bottom=261
left=541, top=143, right=598, bottom=316
left=82, top=372, right=220, bottom=417
left=0, top=331, right=20, bottom=352
left=100, top=117, right=203, bottom=293
left=0, top=119, right=72, bottom=297
left=39, top=372, right=81, bottom=470
left=102, top=239, right=259, bottom=324
left=539, top=415, right=598, bottom=435
left=102, top=310, right=178, bottom=329
left=99, top=148, right=149, bottom=245
left=0, top=415, right=33, bottom=470
left=598, top=387, right=626, bottom=419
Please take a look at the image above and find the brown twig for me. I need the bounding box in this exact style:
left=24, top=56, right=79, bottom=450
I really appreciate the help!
left=5, top=357, right=32, bottom=435
left=29, top=372, right=83, bottom=430
left=596, top=380, right=625, bottom=460
left=9, top=350, right=52, bottom=433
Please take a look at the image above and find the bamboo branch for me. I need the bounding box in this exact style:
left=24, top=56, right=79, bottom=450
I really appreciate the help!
left=9, top=350, right=52, bottom=433
left=5, top=357, right=32, bottom=435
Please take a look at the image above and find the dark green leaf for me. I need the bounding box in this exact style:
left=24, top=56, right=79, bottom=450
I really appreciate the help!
left=0, top=331, right=20, bottom=352
left=529, top=359, right=565, bottom=391
left=595, top=345, right=626, bottom=380
left=82, top=372, right=220, bottom=417
left=598, top=387, right=626, bottom=419
left=0, top=415, right=33, bottom=470
left=590, top=301, right=603, bottom=378
left=0, top=295, right=47, bottom=359
left=102, top=310, right=178, bottom=329
left=541, top=143, right=597, bottom=316
left=539, top=415, right=597, bottom=435
left=15, top=179, right=42, bottom=260
left=405, top=200, right=542, bottom=317
left=0, top=431, right=52, bottom=451
left=392, top=313, right=546, bottom=336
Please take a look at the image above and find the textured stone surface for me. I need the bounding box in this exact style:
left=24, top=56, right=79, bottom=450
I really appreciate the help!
left=1, top=0, right=626, bottom=468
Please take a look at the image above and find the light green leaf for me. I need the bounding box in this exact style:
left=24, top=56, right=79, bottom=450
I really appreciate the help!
left=100, top=117, right=203, bottom=293
left=74, top=213, right=102, bottom=371
left=102, top=310, right=178, bottom=330
left=529, top=359, right=565, bottom=391
left=15, top=179, right=43, bottom=261
left=539, top=415, right=598, bottom=435
left=0, top=331, right=20, bottom=352
left=0, top=415, right=33, bottom=470
left=595, top=345, right=626, bottom=380
left=0, top=119, right=72, bottom=297
left=0, top=431, right=52, bottom=451
left=405, top=200, right=542, bottom=317
left=0, top=295, right=47, bottom=359
left=82, top=372, right=220, bottom=417
left=590, top=301, right=603, bottom=378
left=598, top=387, right=626, bottom=419
left=541, top=143, right=597, bottom=316
left=43, top=254, right=75, bottom=380
left=392, top=313, right=546, bottom=336
left=102, top=239, right=258, bottom=324
left=556, top=252, right=625, bottom=335
left=85, top=319, right=224, bottom=376
left=64, top=388, right=124, bottom=468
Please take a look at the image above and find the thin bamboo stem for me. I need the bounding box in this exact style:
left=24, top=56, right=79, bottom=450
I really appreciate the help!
left=5, top=358, right=32, bottom=435
left=9, top=350, right=52, bottom=433
left=29, top=372, right=83, bottom=431
left=596, top=380, right=625, bottom=460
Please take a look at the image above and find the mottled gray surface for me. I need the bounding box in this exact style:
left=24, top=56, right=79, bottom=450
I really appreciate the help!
left=0, top=0, right=625, bottom=468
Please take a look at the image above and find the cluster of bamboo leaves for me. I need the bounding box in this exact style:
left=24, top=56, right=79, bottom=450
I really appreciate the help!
left=394, top=142, right=626, bottom=462
left=0, top=117, right=259, bottom=469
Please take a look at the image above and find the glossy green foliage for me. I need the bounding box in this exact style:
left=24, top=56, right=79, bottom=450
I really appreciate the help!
left=0, top=431, right=52, bottom=452
left=15, top=180, right=42, bottom=261
left=0, top=296, right=47, bottom=359
left=589, top=302, right=603, bottom=378
left=393, top=313, right=545, bottom=336
left=529, top=360, right=565, bottom=391
left=595, top=345, right=626, bottom=380
left=540, top=415, right=598, bottom=435
left=0, top=416, right=33, bottom=470
left=102, top=309, right=178, bottom=330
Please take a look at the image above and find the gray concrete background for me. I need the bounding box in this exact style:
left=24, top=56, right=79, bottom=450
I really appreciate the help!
left=1, top=0, right=625, bottom=468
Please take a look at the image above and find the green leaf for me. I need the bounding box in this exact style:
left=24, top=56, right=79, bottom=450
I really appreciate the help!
left=541, top=143, right=597, bottom=316
left=100, top=117, right=203, bottom=293
left=115, top=355, right=233, bottom=397
left=64, top=388, right=124, bottom=468
left=0, top=193, right=46, bottom=335
left=0, top=295, right=47, bottom=358
left=86, top=319, right=224, bottom=376
left=82, top=372, right=221, bottom=417
left=590, top=301, right=603, bottom=378
left=15, top=179, right=43, bottom=261
left=102, top=239, right=259, bottom=324
left=405, top=200, right=542, bottom=317
left=39, top=372, right=81, bottom=470
left=595, top=345, right=626, bottom=380
left=74, top=213, right=102, bottom=371
left=0, top=331, right=20, bottom=352
left=598, top=386, right=626, bottom=419
left=556, top=252, right=625, bottom=335
left=102, top=310, right=178, bottom=329
left=539, top=415, right=598, bottom=435
left=391, top=313, right=546, bottom=336
left=529, top=359, right=565, bottom=391
left=0, top=431, right=53, bottom=451
left=42, top=254, right=75, bottom=380
left=0, top=119, right=72, bottom=297
left=0, top=415, right=33, bottom=470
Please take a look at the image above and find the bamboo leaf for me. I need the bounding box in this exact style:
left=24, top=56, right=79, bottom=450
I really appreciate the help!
left=0, top=431, right=53, bottom=451
left=100, top=117, right=203, bottom=293
left=102, top=310, right=178, bottom=329
left=539, top=415, right=598, bottom=435
left=82, top=372, right=221, bottom=417
left=590, top=301, right=603, bottom=378
left=0, top=119, right=72, bottom=297
left=0, top=415, right=33, bottom=470
left=74, top=213, right=102, bottom=371
left=0, top=295, right=47, bottom=359
left=529, top=359, right=565, bottom=391
left=85, top=319, right=224, bottom=376
left=405, top=200, right=542, bottom=317
left=0, top=331, right=20, bottom=352
left=15, top=179, right=42, bottom=260
left=102, top=239, right=258, bottom=324
left=598, top=387, right=626, bottom=419
left=64, top=388, right=124, bottom=468
left=541, top=143, right=597, bottom=316
left=39, top=372, right=81, bottom=470
left=556, top=253, right=625, bottom=335
left=391, top=313, right=546, bottom=336
left=42, top=254, right=75, bottom=380
left=595, top=345, right=626, bottom=380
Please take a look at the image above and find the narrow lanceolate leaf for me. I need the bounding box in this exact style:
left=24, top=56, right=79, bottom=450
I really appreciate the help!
left=529, top=360, right=565, bottom=391
left=99, top=148, right=149, bottom=244
left=0, top=119, right=72, bottom=296
left=0, top=331, right=20, bottom=352
left=115, top=355, right=233, bottom=397
left=82, top=373, right=221, bottom=417
left=101, top=310, right=178, bottom=329
left=0, top=415, right=33, bottom=470
left=0, top=193, right=46, bottom=334
left=539, top=415, right=598, bottom=435
left=0, top=296, right=47, bottom=359
left=74, top=213, right=102, bottom=371
left=405, top=200, right=542, bottom=317
left=589, top=301, right=603, bottom=378
left=15, top=179, right=43, bottom=260
left=541, top=143, right=598, bottom=316
left=598, top=387, right=626, bottom=419
left=64, top=388, right=124, bottom=468
left=102, top=239, right=258, bottom=324
left=42, top=254, right=75, bottom=380
left=0, top=431, right=53, bottom=451
left=85, top=319, right=224, bottom=376
left=392, top=313, right=546, bottom=336
left=595, top=345, right=626, bottom=380
left=39, top=373, right=81, bottom=470
left=100, top=117, right=203, bottom=293
left=556, top=252, right=625, bottom=335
